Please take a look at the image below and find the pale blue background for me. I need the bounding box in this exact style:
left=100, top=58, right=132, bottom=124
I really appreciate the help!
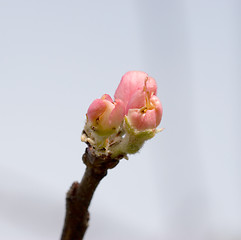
left=0, top=0, right=241, bottom=239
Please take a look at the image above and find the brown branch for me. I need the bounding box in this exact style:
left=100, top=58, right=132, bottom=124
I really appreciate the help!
left=60, top=147, right=123, bottom=240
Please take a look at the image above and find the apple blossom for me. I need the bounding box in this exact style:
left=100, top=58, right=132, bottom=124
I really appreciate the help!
left=82, top=71, right=163, bottom=157
left=86, top=94, right=125, bottom=136
left=115, top=71, right=162, bottom=131
left=114, top=71, right=157, bottom=112
left=127, top=95, right=162, bottom=131
left=63, top=71, right=164, bottom=240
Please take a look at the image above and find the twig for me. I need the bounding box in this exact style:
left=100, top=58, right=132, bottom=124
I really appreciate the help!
left=60, top=147, right=123, bottom=240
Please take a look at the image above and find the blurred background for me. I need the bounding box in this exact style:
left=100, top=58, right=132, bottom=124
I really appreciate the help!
left=0, top=0, right=241, bottom=239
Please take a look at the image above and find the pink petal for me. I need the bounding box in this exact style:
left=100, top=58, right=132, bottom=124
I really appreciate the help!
left=127, top=94, right=163, bottom=131
left=141, top=109, right=158, bottom=129
left=150, top=95, right=163, bottom=127
left=145, top=77, right=157, bottom=95
left=126, top=90, right=146, bottom=113
left=128, top=109, right=157, bottom=131
left=127, top=109, right=142, bottom=129
left=87, top=99, right=107, bottom=122
left=114, top=71, right=148, bottom=108
left=98, top=100, right=115, bottom=129
left=101, top=94, right=113, bottom=102
left=109, top=99, right=125, bottom=128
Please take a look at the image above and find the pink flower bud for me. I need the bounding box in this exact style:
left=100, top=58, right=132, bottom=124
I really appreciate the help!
left=87, top=94, right=125, bottom=134
left=114, top=71, right=162, bottom=131
left=114, top=71, right=157, bottom=113
left=127, top=95, right=163, bottom=131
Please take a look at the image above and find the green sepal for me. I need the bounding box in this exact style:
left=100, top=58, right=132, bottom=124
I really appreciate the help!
left=121, top=116, right=156, bottom=154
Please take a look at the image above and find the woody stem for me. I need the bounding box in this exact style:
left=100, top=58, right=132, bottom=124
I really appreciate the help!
left=60, top=147, right=121, bottom=240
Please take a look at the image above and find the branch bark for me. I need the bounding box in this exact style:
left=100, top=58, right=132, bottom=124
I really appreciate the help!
left=60, top=147, right=123, bottom=240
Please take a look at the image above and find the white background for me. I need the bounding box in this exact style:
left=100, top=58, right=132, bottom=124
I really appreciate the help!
left=0, top=0, right=241, bottom=239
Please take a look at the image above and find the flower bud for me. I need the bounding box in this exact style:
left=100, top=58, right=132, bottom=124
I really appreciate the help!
left=87, top=94, right=125, bottom=135
left=114, top=71, right=162, bottom=131
left=83, top=71, right=163, bottom=157
left=127, top=95, right=162, bottom=131
left=114, top=71, right=157, bottom=113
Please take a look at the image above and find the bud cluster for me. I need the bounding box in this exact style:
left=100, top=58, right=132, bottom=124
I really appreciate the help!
left=81, top=71, right=163, bottom=159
